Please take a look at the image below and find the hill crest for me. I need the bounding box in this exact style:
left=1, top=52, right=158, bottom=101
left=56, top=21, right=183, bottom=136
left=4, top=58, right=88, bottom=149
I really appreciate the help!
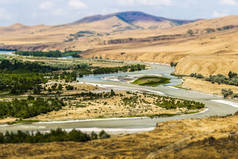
left=72, top=11, right=195, bottom=26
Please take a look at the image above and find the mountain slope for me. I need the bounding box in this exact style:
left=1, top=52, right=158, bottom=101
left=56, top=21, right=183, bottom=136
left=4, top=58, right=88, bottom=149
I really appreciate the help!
left=73, top=11, right=195, bottom=29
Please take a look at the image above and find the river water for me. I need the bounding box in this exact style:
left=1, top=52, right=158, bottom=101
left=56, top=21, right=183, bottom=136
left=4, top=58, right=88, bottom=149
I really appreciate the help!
left=0, top=54, right=238, bottom=134
left=0, top=51, right=14, bottom=56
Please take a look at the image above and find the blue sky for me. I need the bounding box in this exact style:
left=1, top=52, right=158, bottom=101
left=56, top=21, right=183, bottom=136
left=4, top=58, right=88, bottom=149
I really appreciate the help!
left=0, top=0, right=237, bottom=26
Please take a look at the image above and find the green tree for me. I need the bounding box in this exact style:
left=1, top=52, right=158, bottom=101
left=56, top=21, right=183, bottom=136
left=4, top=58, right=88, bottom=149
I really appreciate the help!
left=58, top=84, right=63, bottom=91
left=99, top=130, right=110, bottom=139
left=91, top=131, right=98, bottom=140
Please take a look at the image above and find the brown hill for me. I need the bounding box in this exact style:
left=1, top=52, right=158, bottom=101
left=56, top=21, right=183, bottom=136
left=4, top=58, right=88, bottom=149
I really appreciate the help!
left=72, top=11, right=194, bottom=29
left=1, top=14, right=238, bottom=76
left=0, top=11, right=195, bottom=46
left=81, top=15, right=238, bottom=76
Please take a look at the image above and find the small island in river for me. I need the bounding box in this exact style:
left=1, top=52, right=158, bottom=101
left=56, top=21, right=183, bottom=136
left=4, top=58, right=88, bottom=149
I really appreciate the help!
left=132, top=76, right=170, bottom=87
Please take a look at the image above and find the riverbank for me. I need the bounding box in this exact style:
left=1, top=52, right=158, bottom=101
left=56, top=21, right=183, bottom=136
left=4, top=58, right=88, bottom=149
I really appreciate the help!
left=2, top=112, right=238, bottom=158
left=0, top=118, right=16, bottom=124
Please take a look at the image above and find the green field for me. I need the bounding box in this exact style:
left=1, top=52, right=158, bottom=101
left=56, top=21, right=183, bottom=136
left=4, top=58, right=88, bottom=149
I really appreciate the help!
left=132, top=76, right=170, bottom=87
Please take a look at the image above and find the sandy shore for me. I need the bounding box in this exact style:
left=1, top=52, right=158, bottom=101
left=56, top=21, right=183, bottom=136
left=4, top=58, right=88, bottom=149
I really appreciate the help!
left=0, top=118, right=17, bottom=124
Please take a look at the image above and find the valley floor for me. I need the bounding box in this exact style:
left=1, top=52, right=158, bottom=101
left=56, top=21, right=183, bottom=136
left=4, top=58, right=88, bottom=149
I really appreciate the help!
left=0, top=86, right=203, bottom=123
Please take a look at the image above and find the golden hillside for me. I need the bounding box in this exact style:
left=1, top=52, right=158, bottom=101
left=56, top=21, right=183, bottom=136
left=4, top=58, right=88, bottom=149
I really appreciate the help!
left=82, top=15, right=238, bottom=76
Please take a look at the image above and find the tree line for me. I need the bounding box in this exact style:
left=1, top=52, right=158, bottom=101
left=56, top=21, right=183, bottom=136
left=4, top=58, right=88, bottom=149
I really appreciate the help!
left=15, top=50, right=82, bottom=58
left=92, top=64, right=146, bottom=74
left=0, top=59, right=59, bottom=73
left=0, top=128, right=110, bottom=143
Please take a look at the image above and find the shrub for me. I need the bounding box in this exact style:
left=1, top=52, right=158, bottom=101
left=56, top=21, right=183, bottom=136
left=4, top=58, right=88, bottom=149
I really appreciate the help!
left=170, top=62, right=178, bottom=67
left=221, top=89, right=233, bottom=98
left=190, top=73, right=204, bottom=79
left=99, top=130, right=110, bottom=139
left=205, top=28, right=216, bottom=33
left=91, top=131, right=98, bottom=140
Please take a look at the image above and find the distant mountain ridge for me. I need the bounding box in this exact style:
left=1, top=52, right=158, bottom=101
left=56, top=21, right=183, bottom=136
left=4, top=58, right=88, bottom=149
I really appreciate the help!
left=73, top=11, right=195, bottom=26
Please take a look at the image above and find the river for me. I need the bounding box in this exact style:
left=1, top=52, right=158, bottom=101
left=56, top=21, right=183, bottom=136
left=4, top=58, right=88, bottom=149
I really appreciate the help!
left=0, top=54, right=238, bottom=134
left=0, top=51, right=14, bottom=56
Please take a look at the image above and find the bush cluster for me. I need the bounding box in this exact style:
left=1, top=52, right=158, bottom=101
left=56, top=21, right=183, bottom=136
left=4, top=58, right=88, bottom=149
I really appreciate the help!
left=206, top=72, right=238, bottom=86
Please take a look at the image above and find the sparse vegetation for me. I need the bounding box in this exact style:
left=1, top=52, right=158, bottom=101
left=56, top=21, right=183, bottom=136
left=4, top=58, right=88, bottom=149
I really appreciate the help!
left=65, top=31, right=103, bottom=42
left=190, top=71, right=238, bottom=86
left=189, top=71, right=238, bottom=98
left=205, top=28, right=216, bottom=33
left=122, top=93, right=205, bottom=111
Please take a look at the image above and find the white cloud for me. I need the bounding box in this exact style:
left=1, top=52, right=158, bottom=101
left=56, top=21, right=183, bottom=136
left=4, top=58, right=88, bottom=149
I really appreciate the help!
left=39, top=1, right=54, bottom=10
left=220, top=0, right=237, bottom=5
left=117, top=0, right=172, bottom=6
left=212, top=11, right=228, bottom=18
left=68, top=0, right=87, bottom=9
